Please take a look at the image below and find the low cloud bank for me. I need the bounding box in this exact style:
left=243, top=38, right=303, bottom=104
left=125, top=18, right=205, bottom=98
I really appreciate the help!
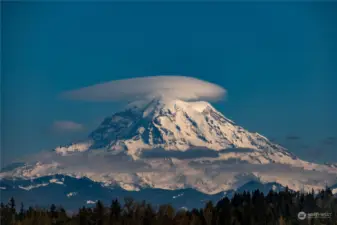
left=6, top=148, right=336, bottom=189
left=51, top=121, right=85, bottom=133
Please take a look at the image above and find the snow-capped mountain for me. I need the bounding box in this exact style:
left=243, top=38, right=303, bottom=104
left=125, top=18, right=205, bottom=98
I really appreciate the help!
left=54, top=99, right=292, bottom=158
left=1, top=99, right=337, bottom=207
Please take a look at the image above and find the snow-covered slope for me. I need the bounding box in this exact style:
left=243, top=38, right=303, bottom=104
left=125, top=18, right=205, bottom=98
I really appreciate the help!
left=1, top=99, right=336, bottom=196
left=55, top=99, right=292, bottom=158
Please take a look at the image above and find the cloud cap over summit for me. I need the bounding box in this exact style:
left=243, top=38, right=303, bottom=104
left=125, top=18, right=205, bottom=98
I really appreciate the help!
left=61, top=76, right=226, bottom=103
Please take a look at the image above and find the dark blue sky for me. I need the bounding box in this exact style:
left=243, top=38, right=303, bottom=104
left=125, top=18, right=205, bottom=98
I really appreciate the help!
left=2, top=2, right=337, bottom=165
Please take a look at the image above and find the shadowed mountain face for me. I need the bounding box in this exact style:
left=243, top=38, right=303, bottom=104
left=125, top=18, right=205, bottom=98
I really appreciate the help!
left=0, top=175, right=217, bottom=210
left=0, top=175, right=287, bottom=210
left=1, top=175, right=336, bottom=210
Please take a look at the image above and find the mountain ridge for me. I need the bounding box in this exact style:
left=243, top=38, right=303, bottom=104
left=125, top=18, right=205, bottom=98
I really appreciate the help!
left=1, top=174, right=336, bottom=210
left=0, top=174, right=283, bottom=210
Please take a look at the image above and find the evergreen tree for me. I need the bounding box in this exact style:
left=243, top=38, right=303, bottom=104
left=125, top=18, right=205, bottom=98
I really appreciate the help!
left=203, top=201, right=213, bottom=225
left=93, top=200, right=105, bottom=225
left=19, top=203, right=25, bottom=221
left=8, top=197, right=16, bottom=225
left=109, top=199, right=121, bottom=224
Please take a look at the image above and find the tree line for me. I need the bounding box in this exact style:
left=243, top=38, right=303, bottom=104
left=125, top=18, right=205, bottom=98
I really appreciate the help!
left=1, top=187, right=336, bottom=225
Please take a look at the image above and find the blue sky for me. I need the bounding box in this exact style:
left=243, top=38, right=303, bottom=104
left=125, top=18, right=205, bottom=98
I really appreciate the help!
left=2, top=2, right=337, bottom=165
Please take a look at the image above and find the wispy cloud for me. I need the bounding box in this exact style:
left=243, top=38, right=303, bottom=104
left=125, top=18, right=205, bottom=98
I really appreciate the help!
left=321, top=137, right=336, bottom=146
left=51, top=120, right=85, bottom=133
left=20, top=151, right=152, bottom=174
left=285, top=135, right=301, bottom=141
left=60, top=76, right=226, bottom=103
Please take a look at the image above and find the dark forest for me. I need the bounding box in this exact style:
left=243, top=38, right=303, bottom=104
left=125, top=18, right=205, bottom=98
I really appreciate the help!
left=1, top=187, right=336, bottom=225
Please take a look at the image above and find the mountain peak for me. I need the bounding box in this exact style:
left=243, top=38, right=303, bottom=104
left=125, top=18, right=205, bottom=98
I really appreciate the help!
left=54, top=99, right=286, bottom=159
left=125, top=98, right=214, bottom=115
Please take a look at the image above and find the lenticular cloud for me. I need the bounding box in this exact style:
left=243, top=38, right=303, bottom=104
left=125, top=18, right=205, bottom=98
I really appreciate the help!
left=61, top=76, right=226, bottom=102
